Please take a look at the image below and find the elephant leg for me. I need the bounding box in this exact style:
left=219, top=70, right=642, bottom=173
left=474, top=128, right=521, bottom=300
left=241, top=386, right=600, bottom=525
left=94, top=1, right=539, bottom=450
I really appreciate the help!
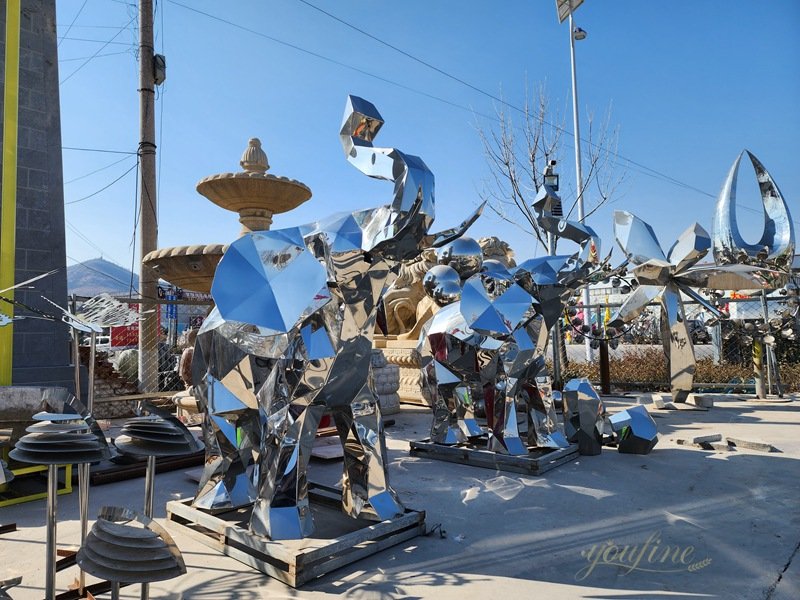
left=333, top=395, right=404, bottom=521
left=193, top=377, right=259, bottom=511
left=250, top=402, right=325, bottom=539
left=454, top=384, right=483, bottom=439
left=430, top=384, right=470, bottom=445
left=488, top=377, right=527, bottom=455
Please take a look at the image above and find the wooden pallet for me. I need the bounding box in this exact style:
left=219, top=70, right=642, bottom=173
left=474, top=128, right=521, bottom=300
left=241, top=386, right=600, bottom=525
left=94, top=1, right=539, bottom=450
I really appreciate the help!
left=409, top=438, right=579, bottom=475
left=166, top=482, right=426, bottom=587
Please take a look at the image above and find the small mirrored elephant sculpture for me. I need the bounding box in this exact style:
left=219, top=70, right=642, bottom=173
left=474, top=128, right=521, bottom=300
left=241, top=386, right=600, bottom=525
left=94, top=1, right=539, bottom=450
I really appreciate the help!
left=418, top=175, right=612, bottom=456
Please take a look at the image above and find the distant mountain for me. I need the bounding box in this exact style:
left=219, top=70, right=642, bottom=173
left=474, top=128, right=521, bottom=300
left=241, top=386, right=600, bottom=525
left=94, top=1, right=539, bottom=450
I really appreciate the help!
left=67, top=258, right=139, bottom=297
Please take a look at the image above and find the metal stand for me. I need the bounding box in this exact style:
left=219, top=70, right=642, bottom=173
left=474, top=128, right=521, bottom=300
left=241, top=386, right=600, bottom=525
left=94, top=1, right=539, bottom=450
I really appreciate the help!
left=111, top=581, right=121, bottom=600
left=141, top=454, right=157, bottom=600
left=78, top=330, right=96, bottom=593
left=46, top=464, right=58, bottom=600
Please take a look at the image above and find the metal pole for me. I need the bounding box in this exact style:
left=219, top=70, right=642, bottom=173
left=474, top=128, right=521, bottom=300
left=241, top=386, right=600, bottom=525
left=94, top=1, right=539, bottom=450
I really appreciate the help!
left=752, top=338, right=766, bottom=399
left=567, top=10, right=592, bottom=363
left=46, top=464, right=58, bottom=600
left=78, top=330, right=97, bottom=591
left=71, top=329, right=82, bottom=401
left=138, top=0, right=159, bottom=393
left=144, top=455, right=156, bottom=517
left=111, top=582, right=121, bottom=600
left=141, top=454, right=157, bottom=600
left=548, top=231, right=562, bottom=388
left=759, top=291, right=774, bottom=394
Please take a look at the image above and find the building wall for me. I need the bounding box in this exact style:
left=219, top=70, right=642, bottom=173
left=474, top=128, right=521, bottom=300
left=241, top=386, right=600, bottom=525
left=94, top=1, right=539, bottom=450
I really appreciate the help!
left=0, top=0, right=75, bottom=389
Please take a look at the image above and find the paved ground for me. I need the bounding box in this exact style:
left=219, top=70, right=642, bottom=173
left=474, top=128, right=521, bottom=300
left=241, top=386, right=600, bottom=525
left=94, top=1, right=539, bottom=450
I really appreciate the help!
left=1, top=395, right=799, bottom=599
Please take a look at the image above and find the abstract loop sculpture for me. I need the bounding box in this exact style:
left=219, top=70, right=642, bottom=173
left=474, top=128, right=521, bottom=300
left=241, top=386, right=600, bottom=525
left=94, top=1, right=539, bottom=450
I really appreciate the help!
left=193, top=96, right=482, bottom=539
left=712, top=150, right=794, bottom=268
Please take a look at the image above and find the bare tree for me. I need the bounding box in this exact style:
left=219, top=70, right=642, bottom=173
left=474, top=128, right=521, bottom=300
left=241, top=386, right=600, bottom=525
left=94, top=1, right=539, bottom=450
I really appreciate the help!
left=478, top=85, right=625, bottom=253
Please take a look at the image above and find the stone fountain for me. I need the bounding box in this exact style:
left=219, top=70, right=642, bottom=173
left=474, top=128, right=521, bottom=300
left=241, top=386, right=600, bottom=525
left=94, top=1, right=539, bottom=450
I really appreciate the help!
left=143, top=138, right=312, bottom=292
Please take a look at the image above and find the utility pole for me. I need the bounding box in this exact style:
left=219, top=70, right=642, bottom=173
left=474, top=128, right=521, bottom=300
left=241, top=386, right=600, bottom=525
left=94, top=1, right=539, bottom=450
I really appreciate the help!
left=138, top=0, right=159, bottom=392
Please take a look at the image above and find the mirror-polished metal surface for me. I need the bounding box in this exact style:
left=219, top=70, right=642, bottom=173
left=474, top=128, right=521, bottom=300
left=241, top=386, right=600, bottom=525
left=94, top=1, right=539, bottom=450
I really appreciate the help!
left=436, top=236, right=483, bottom=279
left=609, top=405, right=658, bottom=454
left=115, top=403, right=203, bottom=458
left=194, top=96, right=480, bottom=539
left=9, top=389, right=110, bottom=466
left=76, top=506, right=186, bottom=584
left=418, top=177, right=610, bottom=455
left=562, top=378, right=605, bottom=456
left=610, top=210, right=786, bottom=402
left=712, top=150, right=795, bottom=268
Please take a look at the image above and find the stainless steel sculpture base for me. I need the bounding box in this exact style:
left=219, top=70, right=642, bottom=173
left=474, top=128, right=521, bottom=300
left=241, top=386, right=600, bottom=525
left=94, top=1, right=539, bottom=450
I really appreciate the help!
left=409, top=438, right=579, bottom=476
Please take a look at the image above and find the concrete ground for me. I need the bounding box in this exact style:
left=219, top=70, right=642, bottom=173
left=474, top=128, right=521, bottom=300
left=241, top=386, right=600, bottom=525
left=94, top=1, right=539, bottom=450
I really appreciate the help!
left=1, top=395, right=799, bottom=600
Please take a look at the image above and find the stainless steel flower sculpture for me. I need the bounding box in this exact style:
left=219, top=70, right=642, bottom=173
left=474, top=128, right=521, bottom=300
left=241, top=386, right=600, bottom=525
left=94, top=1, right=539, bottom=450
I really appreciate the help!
left=609, top=210, right=783, bottom=402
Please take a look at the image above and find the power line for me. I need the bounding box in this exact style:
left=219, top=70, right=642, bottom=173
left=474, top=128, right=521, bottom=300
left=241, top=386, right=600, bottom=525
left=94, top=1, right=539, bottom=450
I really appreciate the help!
left=62, top=146, right=137, bottom=155
left=65, top=219, right=117, bottom=262
left=66, top=255, right=141, bottom=296
left=164, top=1, right=799, bottom=229
left=60, top=15, right=137, bottom=85
left=58, top=0, right=88, bottom=48
left=65, top=154, right=135, bottom=184
left=65, top=162, right=138, bottom=205
left=167, top=0, right=711, bottom=201
left=58, top=37, right=135, bottom=46
left=166, top=0, right=498, bottom=118
left=60, top=50, right=132, bottom=63
left=296, top=0, right=718, bottom=200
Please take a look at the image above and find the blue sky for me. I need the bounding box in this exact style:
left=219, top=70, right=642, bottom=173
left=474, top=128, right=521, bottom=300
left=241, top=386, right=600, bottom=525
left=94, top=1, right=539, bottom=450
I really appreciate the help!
left=56, top=0, right=799, bottom=274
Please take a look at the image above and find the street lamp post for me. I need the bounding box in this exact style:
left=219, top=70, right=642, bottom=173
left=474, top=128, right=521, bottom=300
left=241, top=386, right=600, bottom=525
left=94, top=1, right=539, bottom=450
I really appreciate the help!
left=557, top=0, right=593, bottom=361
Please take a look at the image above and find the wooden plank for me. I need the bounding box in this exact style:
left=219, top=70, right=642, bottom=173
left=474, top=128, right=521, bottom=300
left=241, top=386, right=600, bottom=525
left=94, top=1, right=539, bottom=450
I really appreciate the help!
left=409, top=439, right=578, bottom=476
left=165, top=489, right=425, bottom=588
left=297, top=519, right=425, bottom=586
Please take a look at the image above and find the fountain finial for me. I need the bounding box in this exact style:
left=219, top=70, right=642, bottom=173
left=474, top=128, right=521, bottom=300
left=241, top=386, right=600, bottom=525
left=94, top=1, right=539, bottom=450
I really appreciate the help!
left=240, top=138, right=269, bottom=173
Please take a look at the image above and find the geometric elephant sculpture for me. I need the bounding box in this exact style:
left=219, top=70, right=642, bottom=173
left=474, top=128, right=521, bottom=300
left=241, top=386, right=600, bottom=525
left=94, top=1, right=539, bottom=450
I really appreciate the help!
left=192, top=95, right=482, bottom=539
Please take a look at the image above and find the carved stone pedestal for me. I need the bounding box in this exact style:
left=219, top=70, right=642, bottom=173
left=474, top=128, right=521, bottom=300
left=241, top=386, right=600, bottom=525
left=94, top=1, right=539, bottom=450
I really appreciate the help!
left=374, top=337, right=430, bottom=407
left=371, top=350, right=400, bottom=415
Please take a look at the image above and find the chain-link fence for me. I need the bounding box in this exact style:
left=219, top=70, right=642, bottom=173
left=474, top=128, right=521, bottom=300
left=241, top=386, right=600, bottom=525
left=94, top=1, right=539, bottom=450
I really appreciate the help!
left=71, top=288, right=213, bottom=397
left=555, top=289, right=800, bottom=394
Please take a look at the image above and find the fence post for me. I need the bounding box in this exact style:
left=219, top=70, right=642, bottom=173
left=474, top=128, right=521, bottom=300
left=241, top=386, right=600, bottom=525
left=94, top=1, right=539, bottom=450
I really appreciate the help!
left=599, top=338, right=610, bottom=394
left=752, top=339, right=766, bottom=399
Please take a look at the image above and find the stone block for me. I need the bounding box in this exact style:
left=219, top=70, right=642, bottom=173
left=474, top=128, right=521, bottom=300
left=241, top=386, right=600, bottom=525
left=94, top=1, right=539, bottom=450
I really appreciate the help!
left=686, top=394, right=714, bottom=409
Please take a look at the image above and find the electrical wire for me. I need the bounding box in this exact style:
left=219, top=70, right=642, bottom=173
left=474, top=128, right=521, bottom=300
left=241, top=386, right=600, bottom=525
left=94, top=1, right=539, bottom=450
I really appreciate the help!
left=59, top=50, right=132, bottom=62
left=62, top=146, right=137, bottom=155
left=65, top=162, right=138, bottom=205
left=156, top=0, right=166, bottom=215
left=58, top=37, right=134, bottom=46
left=296, top=0, right=718, bottom=199
left=60, top=14, right=137, bottom=85
left=58, top=0, right=88, bottom=48
left=65, top=219, right=117, bottom=261
left=64, top=154, right=135, bottom=184
left=66, top=255, right=141, bottom=296
left=165, top=0, right=497, bottom=121
left=129, top=157, right=141, bottom=297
